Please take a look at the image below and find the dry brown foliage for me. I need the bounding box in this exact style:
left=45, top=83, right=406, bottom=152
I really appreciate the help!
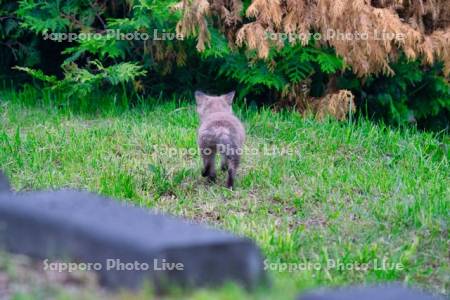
left=176, top=0, right=211, bottom=51
left=277, top=81, right=356, bottom=121
left=176, top=0, right=450, bottom=77
left=313, top=90, right=356, bottom=121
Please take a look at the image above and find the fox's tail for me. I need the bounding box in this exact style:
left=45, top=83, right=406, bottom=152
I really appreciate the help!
left=213, top=128, right=237, bottom=154
left=199, top=126, right=241, bottom=189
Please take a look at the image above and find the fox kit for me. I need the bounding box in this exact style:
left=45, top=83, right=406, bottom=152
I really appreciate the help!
left=195, top=91, right=245, bottom=189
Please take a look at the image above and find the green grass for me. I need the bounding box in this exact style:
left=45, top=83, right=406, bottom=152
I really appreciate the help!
left=0, top=86, right=449, bottom=299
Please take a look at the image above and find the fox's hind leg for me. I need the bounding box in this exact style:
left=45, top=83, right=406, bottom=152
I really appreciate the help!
left=226, top=152, right=240, bottom=189
left=201, top=147, right=216, bottom=182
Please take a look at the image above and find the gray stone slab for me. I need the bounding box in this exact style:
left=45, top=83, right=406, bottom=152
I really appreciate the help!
left=298, top=284, right=442, bottom=300
left=0, top=172, right=10, bottom=193
left=0, top=189, right=266, bottom=291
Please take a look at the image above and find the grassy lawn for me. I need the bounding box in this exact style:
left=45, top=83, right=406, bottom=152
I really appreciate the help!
left=0, top=87, right=448, bottom=299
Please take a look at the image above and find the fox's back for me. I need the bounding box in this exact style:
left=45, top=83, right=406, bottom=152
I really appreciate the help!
left=198, top=112, right=245, bottom=148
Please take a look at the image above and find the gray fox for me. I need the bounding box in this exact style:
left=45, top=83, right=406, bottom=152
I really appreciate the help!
left=195, top=91, right=245, bottom=189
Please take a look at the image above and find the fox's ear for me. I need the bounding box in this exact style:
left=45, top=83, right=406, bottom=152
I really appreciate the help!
left=195, top=91, right=207, bottom=106
left=223, top=91, right=235, bottom=105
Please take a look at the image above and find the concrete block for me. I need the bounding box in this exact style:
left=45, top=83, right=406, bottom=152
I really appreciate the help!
left=0, top=190, right=266, bottom=291
left=298, top=284, right=442, bottom=300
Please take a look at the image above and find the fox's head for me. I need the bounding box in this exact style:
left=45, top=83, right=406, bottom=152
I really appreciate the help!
left=195, top=91, right=235, bottom=121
